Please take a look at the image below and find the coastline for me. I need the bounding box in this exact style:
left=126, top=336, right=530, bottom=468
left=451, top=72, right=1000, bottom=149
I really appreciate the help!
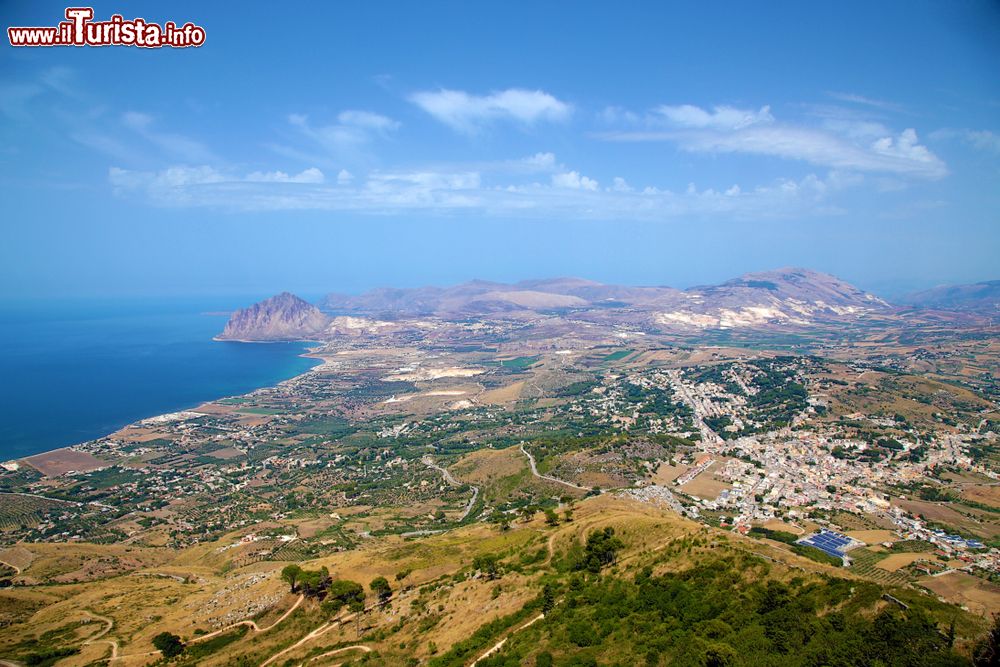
left=7, top=340, right=325, bottom=469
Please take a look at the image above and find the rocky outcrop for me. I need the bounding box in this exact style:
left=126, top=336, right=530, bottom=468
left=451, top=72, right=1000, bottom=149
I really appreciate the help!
left=216, top=292, right=330, bottom=341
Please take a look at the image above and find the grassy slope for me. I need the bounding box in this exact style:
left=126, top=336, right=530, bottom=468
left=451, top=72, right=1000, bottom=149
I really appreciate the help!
left=0, top=495, right=990, bottom=666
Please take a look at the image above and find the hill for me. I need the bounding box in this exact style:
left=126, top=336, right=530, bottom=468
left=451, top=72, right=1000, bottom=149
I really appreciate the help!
left=900, top=280, right=1000, bottom=314
left=0, top=495, right=989, bottom=666
left=216, top=292, right=331, bottom=341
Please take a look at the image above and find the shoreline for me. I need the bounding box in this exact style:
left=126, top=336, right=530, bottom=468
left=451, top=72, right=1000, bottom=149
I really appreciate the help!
left=7, top=340, right=325, bottom=468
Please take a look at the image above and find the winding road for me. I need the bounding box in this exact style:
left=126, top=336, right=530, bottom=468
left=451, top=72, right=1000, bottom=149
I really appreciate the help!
left=422, top=455, right=480, bottom=521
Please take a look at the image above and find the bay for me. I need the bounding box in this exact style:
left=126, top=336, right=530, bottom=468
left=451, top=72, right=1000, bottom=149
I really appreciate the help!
left=0, top=297, right=320, bottom=460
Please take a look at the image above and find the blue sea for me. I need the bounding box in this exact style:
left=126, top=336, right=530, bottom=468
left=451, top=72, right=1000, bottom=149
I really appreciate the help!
left=0, top=298, right=321, bottom=460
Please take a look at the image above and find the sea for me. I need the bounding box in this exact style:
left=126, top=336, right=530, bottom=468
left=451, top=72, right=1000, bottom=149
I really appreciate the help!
left=0, top=297, right=321, bottom=460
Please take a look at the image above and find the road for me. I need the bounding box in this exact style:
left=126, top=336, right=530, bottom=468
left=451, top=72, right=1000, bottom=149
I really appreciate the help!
left=665, top=370, right=725, bottom=447
left=422, top=455, right=480, bottom=521
left=519, top=443, right=590, bottom=491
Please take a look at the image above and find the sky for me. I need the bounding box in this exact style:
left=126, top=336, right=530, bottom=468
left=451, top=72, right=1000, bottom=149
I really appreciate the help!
left=1, top=1, right=998, bottom=300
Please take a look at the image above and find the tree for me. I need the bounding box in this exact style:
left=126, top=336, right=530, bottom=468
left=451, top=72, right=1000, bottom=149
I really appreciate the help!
left=297, top=566, right=330, bottom=597
left=281, top=564, right=302, bottom=593
left=152, top=632, right=185, bottom=658
left=473, top=553, right=502, bottom=580
left=576, top=527, right=624, bottom=573
left=541, top=582, right=556, bottom=614
left=370, top=576, right=392, bottom=605
left=321, top=579, right=365, bottom=615
left=544, top=509, right=559, bottom=526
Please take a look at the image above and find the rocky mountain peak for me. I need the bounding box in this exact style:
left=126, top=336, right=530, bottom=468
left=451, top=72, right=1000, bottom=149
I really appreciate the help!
left=217, top=292, right=330, bottom=341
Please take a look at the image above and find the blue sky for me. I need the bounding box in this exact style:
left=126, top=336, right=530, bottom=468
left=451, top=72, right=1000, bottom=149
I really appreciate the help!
left=1, top=1, right=998, bottom=300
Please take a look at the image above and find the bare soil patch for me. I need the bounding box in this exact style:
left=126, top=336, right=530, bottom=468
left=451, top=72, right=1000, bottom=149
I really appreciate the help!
left=846, top=529, right=897, bottom=545
left=919, top=571, right=1000, bottom=616
left=876, top=552, right=933, bottom=572
left=23, top=448, right=106, bottom=476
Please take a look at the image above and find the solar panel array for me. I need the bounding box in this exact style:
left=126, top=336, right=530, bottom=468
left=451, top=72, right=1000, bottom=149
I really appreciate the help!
left=797, top=529, right=852, bottom=559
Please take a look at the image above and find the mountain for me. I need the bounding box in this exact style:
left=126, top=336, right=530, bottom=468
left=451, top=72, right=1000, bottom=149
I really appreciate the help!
left=216, top=292, right=331, bottom=341
left=320, top=277, right=683, bottom=318
left=224, top=269, right=892, bottom=340
left=655, top=267, right=890, bottom=329
left=899, top=280, right=1000, bottom=314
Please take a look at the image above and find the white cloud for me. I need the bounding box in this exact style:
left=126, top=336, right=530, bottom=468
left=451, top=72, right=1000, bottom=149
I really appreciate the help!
left=930, top=128, right=1000, bottom=154
left=109, top=165, right=325, bottom=204
left=108, top=161, right=852, bottom=222
left=826, top=91, right=904, bottom=112
left=966, top=130, right=1000, bottom=153
left=368, top=171, right=481, bottom=191
left=870, top=128, right=938, bottom=166
left=552, top=170, right=598, bottom=191
left=246, top=167, right=324, bottom=184
left=521, top=152, right=557, bottom=170
left=654, top=104, right=773, bottom=130
left=336, top=110, right=399, bottom=133
left=611, top=177, right=632, bottom=192
left=598, top=103, right=947, bottom=179
left=409, top=88, right=571, bottom=133
left=337, top=169, right=354, bottom=184
left=287, top=110, right=399, bottom=157
left=122, top=111, right=153, bottom=131
left=599, top=106, right=641, bottom=125
left=119, top=111, right=217, bottom=163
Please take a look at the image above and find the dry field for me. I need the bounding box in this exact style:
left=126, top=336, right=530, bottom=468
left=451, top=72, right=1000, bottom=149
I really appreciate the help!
left=876, top=552, right=933, bottom=572
left=960, top=485, right=1000, bottom=509
left=918, top=571, right=1000, bottom=617
left=678, top=461, right=732, bottom=500
left=895, top=498, right=1000, bottom=539
left=0, top=545, right=34, bottom=571
left=651, top=461, right=688, bottom=485
left=22, top=448, right=106, bottom=476
left=846, top=530, right=897, bottom=545
left=760, top=520, right=806, bottom=535
left=478, top=380, right=525, bottom=404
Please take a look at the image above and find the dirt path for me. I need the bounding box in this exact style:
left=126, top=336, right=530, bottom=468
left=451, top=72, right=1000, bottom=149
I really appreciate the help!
left=97, top=594, right=305, bottom=664
left=299, top=644, right=372, bottom=666
left=0, top=559, right=21, bottom=575
left=81, top=610, right=119, bottom=659
left=189, top=594, right=305, bottom=643
left=519, top=443, right=589, bottom=491
left=261, top=617, right=342, bottom=667
left=263, top=589, right=420, bottom=666
left=470, top=613, right=545, bottom=666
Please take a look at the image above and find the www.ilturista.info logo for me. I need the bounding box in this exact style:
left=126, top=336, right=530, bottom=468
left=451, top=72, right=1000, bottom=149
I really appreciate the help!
left=8, top=7, right=206, bottom=48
